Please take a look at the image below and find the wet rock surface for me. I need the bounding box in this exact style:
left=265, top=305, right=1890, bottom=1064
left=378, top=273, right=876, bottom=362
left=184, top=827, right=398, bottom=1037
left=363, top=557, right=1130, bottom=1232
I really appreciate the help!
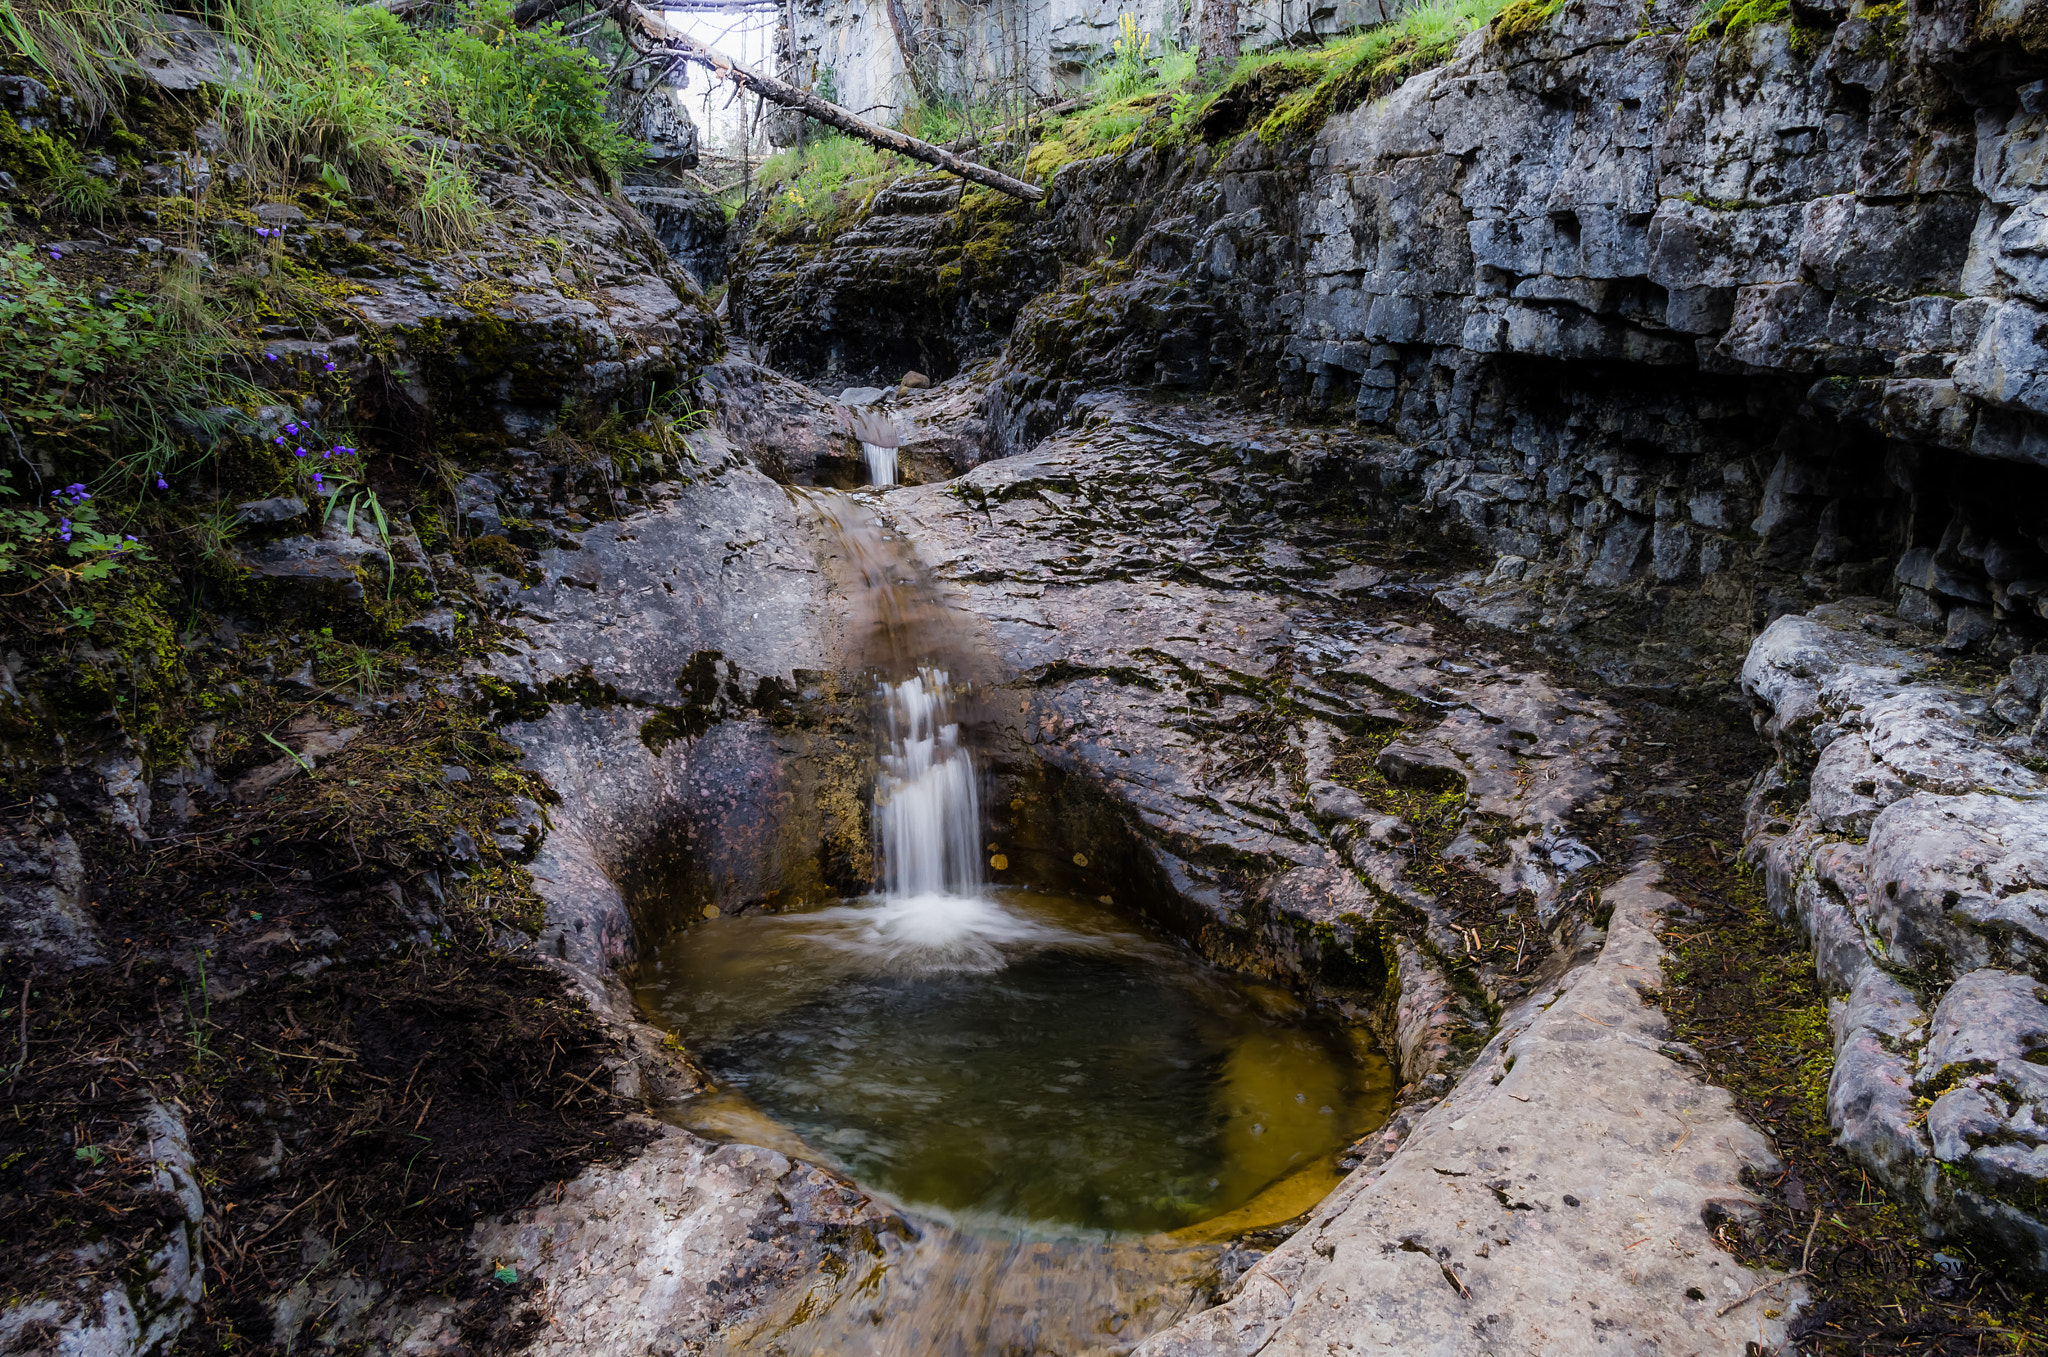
left=889, top=391, right=1626, bottom=1080
left=1138, top=867, right=1795, bottom=1357
left=1743, top=602, right=2048, bottom=1277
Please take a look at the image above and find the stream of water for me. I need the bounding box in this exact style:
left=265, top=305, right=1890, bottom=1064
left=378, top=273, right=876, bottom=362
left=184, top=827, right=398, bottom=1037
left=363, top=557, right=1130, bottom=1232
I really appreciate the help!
left=636, top=490, right=1394, bottom=1352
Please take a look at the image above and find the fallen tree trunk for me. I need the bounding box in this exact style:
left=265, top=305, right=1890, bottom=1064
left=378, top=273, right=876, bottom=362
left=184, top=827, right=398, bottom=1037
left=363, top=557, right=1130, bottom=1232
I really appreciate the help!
left=520, top=0, right=1046, bottom=202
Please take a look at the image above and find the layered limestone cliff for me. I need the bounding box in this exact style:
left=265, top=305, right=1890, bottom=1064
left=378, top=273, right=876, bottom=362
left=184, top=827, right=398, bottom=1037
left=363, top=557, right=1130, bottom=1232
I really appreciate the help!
left=783, top=0, right=1399, bottom=126
left=731, top=0, right=2048, bottom=1282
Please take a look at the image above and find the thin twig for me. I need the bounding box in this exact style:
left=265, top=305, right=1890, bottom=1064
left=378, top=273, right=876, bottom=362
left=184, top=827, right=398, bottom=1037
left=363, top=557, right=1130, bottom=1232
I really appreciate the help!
left=1716, top=1208, right=1822, bottom=1317
left=8, top=969, right=34, bottom=1092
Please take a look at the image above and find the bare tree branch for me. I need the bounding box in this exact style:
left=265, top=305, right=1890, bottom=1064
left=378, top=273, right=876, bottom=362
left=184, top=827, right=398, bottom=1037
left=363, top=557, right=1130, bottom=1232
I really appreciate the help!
left=372, top=0, right=1044, bottom=200
left=551, top=1, right=1047, bottom=201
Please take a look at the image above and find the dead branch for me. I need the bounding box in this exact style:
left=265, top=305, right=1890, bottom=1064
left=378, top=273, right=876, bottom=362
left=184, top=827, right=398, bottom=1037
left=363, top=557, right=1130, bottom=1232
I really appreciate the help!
left=527, top=0, right=1046, bottom=201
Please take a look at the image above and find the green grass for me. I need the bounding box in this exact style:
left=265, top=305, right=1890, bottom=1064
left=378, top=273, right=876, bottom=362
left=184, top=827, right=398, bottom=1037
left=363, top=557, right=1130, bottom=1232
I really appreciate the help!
left=1226, top=0, right=1520, bottom=145
left=755, top=133, right=909, bottom=238
left=1, top=0, right=640, bottom=245
left=1686, top=0, right=1790, bottom=41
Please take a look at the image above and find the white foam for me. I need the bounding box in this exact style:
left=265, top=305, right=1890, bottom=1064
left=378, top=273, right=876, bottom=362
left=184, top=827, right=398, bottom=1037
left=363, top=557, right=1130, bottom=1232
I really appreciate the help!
left=800, top=892, right=1089, bottom=973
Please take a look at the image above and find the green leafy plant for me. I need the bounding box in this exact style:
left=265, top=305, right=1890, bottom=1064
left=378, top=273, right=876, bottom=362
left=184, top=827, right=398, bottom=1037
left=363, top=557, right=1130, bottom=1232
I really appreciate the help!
left=1099, top=13, right=1157, bottom=102
left=309, top=469, right=400, bottom=596
left=0, top=474, right=155, bottom=591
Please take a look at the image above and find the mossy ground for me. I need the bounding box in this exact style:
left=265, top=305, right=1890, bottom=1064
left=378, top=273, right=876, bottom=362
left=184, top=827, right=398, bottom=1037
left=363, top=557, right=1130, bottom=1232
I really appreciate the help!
left=0, top=9, right=717, bottom=1345
left=1631, top=699, right=2048, bottom=1354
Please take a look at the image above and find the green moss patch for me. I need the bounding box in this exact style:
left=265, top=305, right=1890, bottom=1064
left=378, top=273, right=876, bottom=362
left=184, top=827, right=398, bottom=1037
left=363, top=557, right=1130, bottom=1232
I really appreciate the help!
left=1634, top=697, right=2048, bottom=1351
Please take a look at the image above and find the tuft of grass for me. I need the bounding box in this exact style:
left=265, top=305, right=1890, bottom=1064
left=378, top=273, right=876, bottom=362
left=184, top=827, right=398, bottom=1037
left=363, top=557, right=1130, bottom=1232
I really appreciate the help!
left=46, top=144, right=116, bottom=220
left=1686, top=0, right=1791, bottom=42
left=756, top=133, right=912, bottom=239
left=1249, top=0, right=1511, bottom=143
left=1490, top=0, right=1565, bottom=43
left=411, top=145, right=488, bottom=250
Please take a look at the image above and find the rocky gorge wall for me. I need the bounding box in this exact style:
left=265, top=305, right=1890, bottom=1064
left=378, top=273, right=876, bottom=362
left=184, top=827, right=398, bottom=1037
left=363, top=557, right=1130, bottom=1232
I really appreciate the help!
left=783, top=0, right=1398, bottom=129
left=731, top=0, right=2048, bottom=1282
left=744, top=0, right=2048, bottom=682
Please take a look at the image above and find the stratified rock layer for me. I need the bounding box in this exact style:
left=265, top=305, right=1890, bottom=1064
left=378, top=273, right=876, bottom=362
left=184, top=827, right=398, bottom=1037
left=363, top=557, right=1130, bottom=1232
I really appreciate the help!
left=745, top=0, right=2048, bottom=687
left=1742, top=603, right=2048, bottom=1277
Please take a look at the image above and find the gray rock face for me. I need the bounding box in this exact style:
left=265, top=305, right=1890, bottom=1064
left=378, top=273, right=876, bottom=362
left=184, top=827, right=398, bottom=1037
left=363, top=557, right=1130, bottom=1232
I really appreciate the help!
left=1139, top=867, right=1796, bottom=1357
left=1743, top=603, right=2048, bottom=1278
left=734, top=173, right=1061, bottom=380
left=692, top=358, right=860, bottom=483
left=623, top=185, right=727, bottom=287
left=231, top=495, right=304, bottom=526
left=325, top=153, right=718, bottom=443
left=616, top=85, right=699, bottom=170
left=742, top=0, right=2048, bottom=685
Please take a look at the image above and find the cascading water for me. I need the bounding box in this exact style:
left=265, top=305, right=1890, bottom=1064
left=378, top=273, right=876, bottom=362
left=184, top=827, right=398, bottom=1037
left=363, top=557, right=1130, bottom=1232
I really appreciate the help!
left=635, top=490, right=1394, bottom=1353
left=851, top=408, right=901, bottom=486
left=875, top=669, right=981, bottom=899
left=862, top=438, right=899, bottom=486
left=828, top=666, right=1075, bottom=971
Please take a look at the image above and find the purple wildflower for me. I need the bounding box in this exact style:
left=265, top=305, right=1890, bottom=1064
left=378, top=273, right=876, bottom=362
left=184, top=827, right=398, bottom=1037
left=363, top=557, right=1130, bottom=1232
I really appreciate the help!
left=48, top=250, right=60, bottom=261
left=265, top=353, right=278, bottom=361
left=273, top=435, right=287, bottom=446
left=324, top=362, right=336, bottom=372
left=295, top=447, right=308, bottom=457
left=155, top=476, right=168, bottom=490
left=256, top=228, right=270, bottom=238
left=58, top=518, right=70, bottom=542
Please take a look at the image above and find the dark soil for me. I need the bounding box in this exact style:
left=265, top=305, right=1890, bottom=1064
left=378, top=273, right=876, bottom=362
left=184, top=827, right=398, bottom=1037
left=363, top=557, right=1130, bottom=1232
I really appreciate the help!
left=1624, top=693, right=2046, bottom=1355
left=0, top=689, right=655, bottom=1354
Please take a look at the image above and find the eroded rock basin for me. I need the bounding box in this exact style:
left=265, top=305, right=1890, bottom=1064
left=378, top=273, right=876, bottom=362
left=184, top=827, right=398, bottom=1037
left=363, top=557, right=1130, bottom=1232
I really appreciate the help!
left=639, top=887, right=1394, bottom=1238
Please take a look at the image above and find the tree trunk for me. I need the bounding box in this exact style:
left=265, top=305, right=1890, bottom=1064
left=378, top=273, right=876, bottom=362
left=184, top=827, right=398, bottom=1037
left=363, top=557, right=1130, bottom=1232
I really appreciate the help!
left=1198, top=0, right=1240, bottom=78
left=542, top=0, right=1044, bottom=201
left=881, top=0, right=936, bottom=104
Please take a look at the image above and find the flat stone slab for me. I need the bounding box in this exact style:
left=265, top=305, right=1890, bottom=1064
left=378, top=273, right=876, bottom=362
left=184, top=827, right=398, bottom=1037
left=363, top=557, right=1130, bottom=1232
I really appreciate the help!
left=1137, top=865, right=1799, bottom=1357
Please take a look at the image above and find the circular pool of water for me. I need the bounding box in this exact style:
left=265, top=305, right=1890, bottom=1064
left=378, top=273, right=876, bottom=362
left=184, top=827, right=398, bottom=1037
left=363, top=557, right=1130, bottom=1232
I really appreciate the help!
left=636, top=888, right=1394, bottom=1237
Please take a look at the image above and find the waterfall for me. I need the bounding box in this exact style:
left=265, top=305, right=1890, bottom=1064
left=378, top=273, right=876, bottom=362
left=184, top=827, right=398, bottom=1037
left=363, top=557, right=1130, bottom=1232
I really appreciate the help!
left=873, top=668, right=981, bottom=900
left=862, top=439, right=899, bottom=487
left=850, top=408, right=902, bottom=487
